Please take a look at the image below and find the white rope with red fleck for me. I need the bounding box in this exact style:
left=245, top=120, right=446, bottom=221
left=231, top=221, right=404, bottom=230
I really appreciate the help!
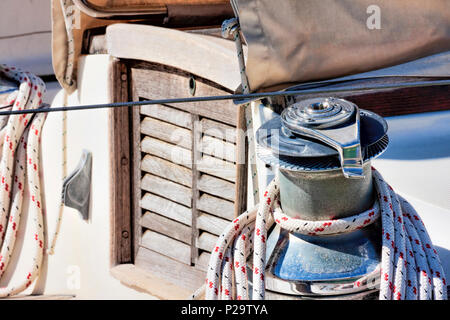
left=204, top=168, right=447, bottom=300
left=47, top=93, right=68, bottom=256
left=60, top=0, right=77, bottom=88
left=222, top=18, right=260, bottom=206
left=0, top=64, right=47, bottom=297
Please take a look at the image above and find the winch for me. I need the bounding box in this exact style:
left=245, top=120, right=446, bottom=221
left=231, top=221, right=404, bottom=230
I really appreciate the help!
left=255, top=97, right=389, bottom=298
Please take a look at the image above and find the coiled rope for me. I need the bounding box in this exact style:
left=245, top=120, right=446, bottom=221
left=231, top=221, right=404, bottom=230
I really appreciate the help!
left=204, top=168, right=447, bottom=300
left=0, top=64, right=47, bottom=297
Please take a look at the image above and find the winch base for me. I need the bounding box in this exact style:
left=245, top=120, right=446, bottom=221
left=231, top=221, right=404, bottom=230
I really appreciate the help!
left=262, top=221, right=381, bottom=297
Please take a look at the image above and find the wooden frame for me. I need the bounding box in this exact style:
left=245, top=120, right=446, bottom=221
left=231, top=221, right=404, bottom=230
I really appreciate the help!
left=109, top=58, right=133, bottom=266
left=109, top=58, right=248, bottom=296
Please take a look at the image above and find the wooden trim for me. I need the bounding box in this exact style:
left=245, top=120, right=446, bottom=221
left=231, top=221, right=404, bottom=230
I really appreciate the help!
left=131, top=83, right=142, bottom=261
left=109, top=58, right=133, bottom=266
left=110, top=264, right=192, bottom=300
left=134, top=246, right=205, bottom=292
left=291, top=78, right=450, bottom=118
left=342, top=84, right=450, bottom=118
left=234, top=104, right=248, bottom=218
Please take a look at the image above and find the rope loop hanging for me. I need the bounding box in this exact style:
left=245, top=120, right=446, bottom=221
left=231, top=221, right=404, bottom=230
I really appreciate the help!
left=0, top=64, right=47, bottom=297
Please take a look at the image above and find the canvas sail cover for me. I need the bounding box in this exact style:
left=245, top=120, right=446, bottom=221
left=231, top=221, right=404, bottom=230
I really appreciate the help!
left=232, top=0, right=450, bottom=91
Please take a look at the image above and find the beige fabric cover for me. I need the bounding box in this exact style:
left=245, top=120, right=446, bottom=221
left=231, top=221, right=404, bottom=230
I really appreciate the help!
left=235, top=0, right=450, bottom=91
left=77, top=0, right=229, bottom=13
left=51, top=0, right=231, bottom=94
left=52, top=0, right=138, bottom=94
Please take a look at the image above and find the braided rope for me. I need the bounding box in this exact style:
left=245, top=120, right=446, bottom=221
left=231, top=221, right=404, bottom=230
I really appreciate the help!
left=47, top=97, right=68, bottom=255
left=204, top=168, right=447, bottom=300
left=59, top=0, right=77, bottom=87
left=222, top=18, right=260, bottom=206
left=0, top=64, right=47, bottom=297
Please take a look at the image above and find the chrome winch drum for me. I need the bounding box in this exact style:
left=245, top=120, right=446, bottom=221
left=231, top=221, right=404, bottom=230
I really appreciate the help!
left=255, top=97, right=389, bottom=298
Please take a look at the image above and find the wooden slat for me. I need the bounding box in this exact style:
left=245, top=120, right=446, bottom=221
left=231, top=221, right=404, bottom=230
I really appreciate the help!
left=286, top=78, right=450, bottom=118
left=140, top=193, right=191, bottom=226
left=141, top=155, right=192, bottom=187
left=200, top=118, right=236, bottom=143
left=135, top=246, right=205, bottom=292
left=198, top=174, right=235, bottom=202
left=132, top=67, right=237, bottom=125
left=197, top=155, right=236, bottom=182
left=197, top=193, right=235, bottom=220
left=141, top=174, right=192, bottom=207
left=140, top=116, right=192, bottom=149
left=141, top=230, right=191, bottom=265
left=140, top=211, right=192, bottom=245
left=196, top=231, right=219, bottom=252
left=195, top=252, right=211, bottom=272
left=141, top=136, right=192, bottom=168
left=197, top=213, right=231, bottom=236
left=140, top=103, right=192, bottom=129
left=201, top=135, right=236, bottom=163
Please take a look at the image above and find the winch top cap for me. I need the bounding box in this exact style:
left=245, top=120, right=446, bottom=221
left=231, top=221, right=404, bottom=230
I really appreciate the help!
left=282, top=97, right=356, bottom=130
left=256, top=97, right=389, bottom=175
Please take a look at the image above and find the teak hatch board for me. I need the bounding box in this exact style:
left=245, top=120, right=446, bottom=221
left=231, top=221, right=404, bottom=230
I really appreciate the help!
left=128, top=60, right=247, bottom=291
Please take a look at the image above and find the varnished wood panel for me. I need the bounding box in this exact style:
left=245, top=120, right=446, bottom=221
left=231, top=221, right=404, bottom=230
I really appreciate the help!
left=342, top=83, right=450, bottom=117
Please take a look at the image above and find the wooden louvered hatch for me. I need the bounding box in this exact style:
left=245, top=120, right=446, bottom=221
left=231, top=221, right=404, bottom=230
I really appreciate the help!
left=125, top=61, right=247, bottom=293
